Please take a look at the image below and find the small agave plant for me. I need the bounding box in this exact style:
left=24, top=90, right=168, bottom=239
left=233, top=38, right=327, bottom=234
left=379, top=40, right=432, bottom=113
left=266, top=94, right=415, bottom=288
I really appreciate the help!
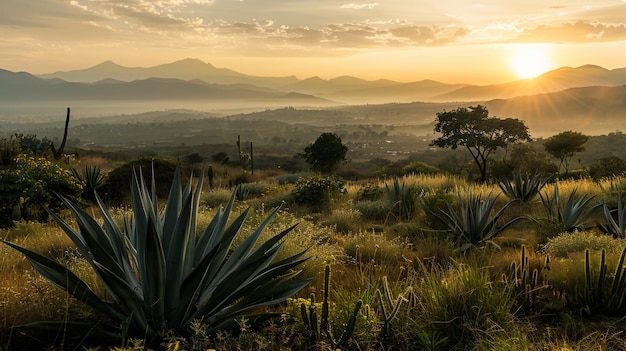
left=435, top=192, right=526, bottom=253
left=3, top=166, right=311, bottom=341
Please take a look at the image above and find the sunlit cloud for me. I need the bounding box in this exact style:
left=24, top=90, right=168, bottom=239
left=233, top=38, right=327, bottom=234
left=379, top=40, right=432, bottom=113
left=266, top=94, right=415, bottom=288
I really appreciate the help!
left=340, top=3, right=379, bottom=10
left=511, top=21, right=626, bottom=43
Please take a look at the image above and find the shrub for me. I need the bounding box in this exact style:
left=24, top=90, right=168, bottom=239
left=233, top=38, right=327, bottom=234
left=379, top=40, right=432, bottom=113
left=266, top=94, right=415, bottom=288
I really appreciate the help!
left=543, top=231, right=626, bottom=258
left=421, top=190, right=456, bottom=230
left=354, top=200, right=391, bottom=222
left=291, top=175, right=346, bottom=213
left=0, top=154, right=82, bottom=226
left=101, top=157, right=182, bottom=204
left=589, top=156, right=626, bottom=180
left=276, top=172, right=309, bottom=185
left=355, top=183, right=384, bottom=201
left=402, top=161, right=440, bottom=176
left=416, top=264, right=518, bottom=350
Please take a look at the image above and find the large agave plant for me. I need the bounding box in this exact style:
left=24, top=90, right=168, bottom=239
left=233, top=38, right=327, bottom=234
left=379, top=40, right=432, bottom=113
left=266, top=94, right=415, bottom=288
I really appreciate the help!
left=3, top=166, right=311, bottom=340
left=436, top=192, right=525, bottom=253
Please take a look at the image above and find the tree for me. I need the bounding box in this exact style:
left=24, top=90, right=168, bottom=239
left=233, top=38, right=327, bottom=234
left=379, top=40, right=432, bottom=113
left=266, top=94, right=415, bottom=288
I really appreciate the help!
left=431, top=105, right=531, bottom=182
left=543, top=130, right=588, bottom=176
left=300, top=132, right=348, bottom=174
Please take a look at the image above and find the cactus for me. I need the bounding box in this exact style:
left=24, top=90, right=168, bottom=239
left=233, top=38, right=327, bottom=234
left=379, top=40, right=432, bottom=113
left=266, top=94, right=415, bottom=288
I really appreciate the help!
left=376, top=276, right=408, bottom=338
left=51, top=107, right=71, bottom=160
left=236, top=135, right=254, bottom=173
left=300, top=265, right=362, bottom=348
left=507, top=245, right=550, bottom=308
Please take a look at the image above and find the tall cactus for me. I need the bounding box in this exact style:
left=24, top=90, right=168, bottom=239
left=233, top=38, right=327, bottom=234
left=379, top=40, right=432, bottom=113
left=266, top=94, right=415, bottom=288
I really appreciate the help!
left=51, top=107, right=71, bottom=160
left=300, top=265, right=362, bottom=348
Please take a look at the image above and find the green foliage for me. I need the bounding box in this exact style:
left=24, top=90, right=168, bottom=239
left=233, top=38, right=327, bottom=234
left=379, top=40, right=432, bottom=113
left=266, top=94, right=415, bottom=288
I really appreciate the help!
left=589, top=156, right=626, bottom=180
left=540, top=184, right=599, bottom=233
left=421, top=190, right=456, bottom=230
left=356, top=183, right=384, bottom=201
left=0, top=154, right=82, bottom=226
left=543, top=130, right=589, bottom=176
left=402, top=161, right=440, bottom=176
left=101, top=157, right=181, bottom=204
left=431, top=105, right=531, bottom=182
left=598, top=193, right=626, bottom=238
left=291, top=175, right=346, bottom=213
left=435, top=192, right=526, bottom=252
left=354, top=200, right=391, bottom=222
left=0, top=134, right=21, bottom=166
left=498, top=172, right=551, bottom=203
left=2, top=166, right=311, bottom=343
left=300, top=132, right=348, bottom=174
left=506, top=143, right=558, bottom=176
left=299, top=265, right=362, bottom=349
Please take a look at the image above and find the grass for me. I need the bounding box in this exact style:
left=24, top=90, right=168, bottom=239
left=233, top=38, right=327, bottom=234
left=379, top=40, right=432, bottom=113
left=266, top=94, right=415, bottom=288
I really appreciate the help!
left=5, top=169, right=626, bottom=350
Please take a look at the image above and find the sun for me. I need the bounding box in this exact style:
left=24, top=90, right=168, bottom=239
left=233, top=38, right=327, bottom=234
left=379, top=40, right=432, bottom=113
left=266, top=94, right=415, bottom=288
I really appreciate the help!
left=509, top=44, right=552, bottom=79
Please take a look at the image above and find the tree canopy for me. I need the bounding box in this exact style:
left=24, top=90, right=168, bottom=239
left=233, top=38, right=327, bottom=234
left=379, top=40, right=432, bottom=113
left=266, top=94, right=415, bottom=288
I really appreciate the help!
left=431, top=105, right=531, bottom=182
left=300, top=132, right=348, bottom=174
left=542, top=130, right=588, bottom=176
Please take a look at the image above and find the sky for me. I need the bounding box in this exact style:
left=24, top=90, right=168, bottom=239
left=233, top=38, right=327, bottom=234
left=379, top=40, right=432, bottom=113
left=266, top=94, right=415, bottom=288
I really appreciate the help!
left=1, top=0, right=626, bottom=84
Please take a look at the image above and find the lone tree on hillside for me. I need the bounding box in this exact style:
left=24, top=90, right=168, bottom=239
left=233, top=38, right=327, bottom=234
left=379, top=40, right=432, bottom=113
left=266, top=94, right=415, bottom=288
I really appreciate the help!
left=543, top=130, right=588, bottom=176
left=300, top=132, right=348, bottom=174
left=431, top=105, right=531, bottom=182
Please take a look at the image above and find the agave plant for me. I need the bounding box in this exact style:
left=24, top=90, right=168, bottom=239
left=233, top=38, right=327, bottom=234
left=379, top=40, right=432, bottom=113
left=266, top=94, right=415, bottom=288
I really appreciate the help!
left=385, top=177, right=419, bottom=221
left=435, top=192, right=525, bottom=252
left=498, top=172, right=551, bottom=203
left=3, top=166, right=311, bottom=341
left=598, top=193, right=626, bottom=239
left=540, top=183, right=599, bottom=233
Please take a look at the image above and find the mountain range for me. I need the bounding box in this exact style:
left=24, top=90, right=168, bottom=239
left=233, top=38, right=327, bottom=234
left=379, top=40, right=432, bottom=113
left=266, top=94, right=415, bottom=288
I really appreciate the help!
left=1, top=58, right=626, bottom=136
left=29, top=58, right=626, bottom=103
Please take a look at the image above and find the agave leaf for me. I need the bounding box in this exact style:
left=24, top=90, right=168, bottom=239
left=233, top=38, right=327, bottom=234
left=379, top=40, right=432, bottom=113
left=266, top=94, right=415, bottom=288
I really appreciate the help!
left=94, top=192, right=139, bottom=290
left=162, top=165, right=183, bottom=250
left=92, top=261, right=150, bottom=334
left=142, top=213, right=167, bottom=329
left=164, top=192, right=194, bottom=310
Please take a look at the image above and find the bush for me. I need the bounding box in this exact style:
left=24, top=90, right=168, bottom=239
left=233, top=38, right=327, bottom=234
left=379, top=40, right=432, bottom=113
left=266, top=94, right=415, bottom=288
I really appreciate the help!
left=589, top=156, right=626, bottom=180
left=0, top=154, right=82, bottom=226
left=355, top=183, right=383, bottom=201
left=354, top=200, right=391, bottom=222
left=100, top=157, right=182, bottom=204
left=291, top=175, right=347, bottom=213
left=416, top=264, right=518, bottom=350
left=543, top=231, right=626, bottom=258
left=402, top=161, right=440, bottom=176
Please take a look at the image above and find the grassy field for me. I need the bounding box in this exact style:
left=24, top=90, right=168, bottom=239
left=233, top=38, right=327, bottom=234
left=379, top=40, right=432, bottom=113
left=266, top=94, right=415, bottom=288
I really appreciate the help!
left=2, top=155, right=626, bottom=350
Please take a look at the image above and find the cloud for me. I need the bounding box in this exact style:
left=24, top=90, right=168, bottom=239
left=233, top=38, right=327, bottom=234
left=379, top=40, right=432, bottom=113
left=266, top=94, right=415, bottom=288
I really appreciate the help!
left=511, top=21, right=626, bottom=43
left=340, top=3, right=379, bottom=10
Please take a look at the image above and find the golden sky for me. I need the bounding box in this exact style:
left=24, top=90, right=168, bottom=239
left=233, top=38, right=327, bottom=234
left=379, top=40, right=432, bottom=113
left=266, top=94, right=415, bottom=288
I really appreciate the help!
left=1, top=0, right=626, bottom=84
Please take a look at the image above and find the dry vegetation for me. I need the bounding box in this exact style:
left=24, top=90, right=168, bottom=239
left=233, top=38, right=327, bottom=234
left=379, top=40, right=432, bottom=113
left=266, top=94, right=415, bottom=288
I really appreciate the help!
left=2, top=152, right=626, bottom=351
